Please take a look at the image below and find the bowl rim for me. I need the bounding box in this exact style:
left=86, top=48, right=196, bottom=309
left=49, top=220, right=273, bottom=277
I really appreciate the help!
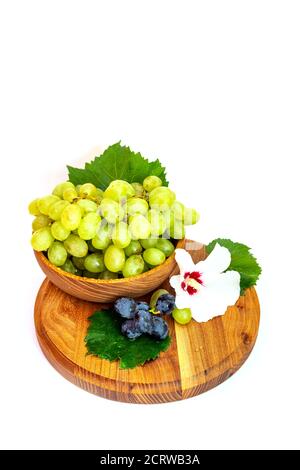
left=34, top=238, right=185, bottom=285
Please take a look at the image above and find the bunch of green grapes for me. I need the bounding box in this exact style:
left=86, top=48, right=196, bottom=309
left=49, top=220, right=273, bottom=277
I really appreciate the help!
left=29, top=176, right=199, bottom=279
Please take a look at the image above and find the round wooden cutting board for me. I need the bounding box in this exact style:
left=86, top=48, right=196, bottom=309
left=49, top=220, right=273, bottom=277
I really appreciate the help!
left=34, top=240, right=260, bottom=404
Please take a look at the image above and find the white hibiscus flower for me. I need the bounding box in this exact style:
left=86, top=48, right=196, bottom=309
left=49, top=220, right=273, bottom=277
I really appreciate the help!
left=170, top=243, right=241, bottom=323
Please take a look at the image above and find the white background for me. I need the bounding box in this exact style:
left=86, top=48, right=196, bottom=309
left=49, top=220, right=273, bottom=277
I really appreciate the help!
left=0, top=0, right=299, bottom=450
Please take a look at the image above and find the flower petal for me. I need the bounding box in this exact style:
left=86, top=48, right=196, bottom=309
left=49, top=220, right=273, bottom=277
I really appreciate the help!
left=191, top=271, right=241, bottom=323
left=170, top=272, right=203, bottom=310
left=196, top=243, right=231, bottom=283
left=174, top=291, right=192, bottom=309
left=174, top=248, right=196, bottom=275
left=169, top=274, right=182, bottom=292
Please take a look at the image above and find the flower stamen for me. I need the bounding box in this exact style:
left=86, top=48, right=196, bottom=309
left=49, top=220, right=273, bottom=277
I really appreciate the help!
left=181, top=271, right=203, bottom=295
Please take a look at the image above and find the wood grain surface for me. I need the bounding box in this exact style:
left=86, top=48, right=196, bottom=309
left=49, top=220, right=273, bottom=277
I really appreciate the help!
left=34, top=240, right=260, bottom=404
left=34, top=239, right=185, bottom=302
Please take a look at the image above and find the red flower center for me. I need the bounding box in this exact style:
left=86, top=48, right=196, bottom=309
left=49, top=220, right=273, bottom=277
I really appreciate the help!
left=181, top=271, right=203, bottom=295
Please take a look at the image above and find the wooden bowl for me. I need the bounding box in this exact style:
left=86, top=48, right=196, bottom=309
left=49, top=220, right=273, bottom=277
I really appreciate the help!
left=34, top=239, right=185, bottom=302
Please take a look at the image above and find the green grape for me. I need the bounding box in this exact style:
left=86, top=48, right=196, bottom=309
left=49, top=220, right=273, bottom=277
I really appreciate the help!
left=64, top=234, right=88, bottom=257
left=92, top=223, right=111, bottom=250
left=61, top=204, right=82, bottom=231
left=52, top=182, right=75, bottom=198
left=63, top=187, right=78, bottom=202
left=94, top=188, right=104, bottom=204
left=126, top=197, right=148, bottom=216
left=143, top=248, right=166, bottom=266
left=78, top=212, right=101, bottom=240
left=104, top=245, right=125, bottom=272
left=72, top=256, right=87, bottom=270
left=82, top=270, right=98, bottom=278
left=32, top=215, right=51, bottom=231
left=51, top=221, right=70, bottom=241
left=75, top=185, right=82, bottom=193
left=100, top=198, right=124, bottom=224
left=150, top=289, right=170, bottom=309
left=172, top=308, right=192, bottom=325
left=61, top=259, right=78, bottom=275
left=84, top=253, right=105, bottom=273
left=172, top=201, right=185, bottom=220
left=31, top=227, right=54, bottom=251
left=122, top=255, right=144, bottom=278
left=76, top=199, right=98, bottom=215
left=38, top=195, right=60, bottom=215
left=183, top=208, right=200, bottom=225
left=124, top=240, right=142, bottom=257
left=112, top=222, right=131, bottom=248
left=148, top=209, right=166, bottom=236
left=168, top=212, right=185, bottom=239
left=104, top=179, right=135, bottom=202
left=48, top=241, right=68, bottom=266
left=48, top=200, right=69, bottom=221
left=28, top=198, right=41, bottom=216
left=155, top=238, right=175, bottom=257
left=105, top=180, right=135, bottom=201
left=99, top=270, right=119, bottom=280
left=143, top=175, right=162, bottom=192
left=149, top=187, right=176, bottom=211
left=131, top=182, right=145, bottom=198
left=79, top=183, right=97, bottom=199
left=140, top=238, right=157, bottom=249
left=129, top=214, right=151, bottom=240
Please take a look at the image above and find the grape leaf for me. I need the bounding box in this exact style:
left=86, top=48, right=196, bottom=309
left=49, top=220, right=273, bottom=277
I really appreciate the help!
left=68, top=142, right=168, bottom=190
left=206, top=238, right=262, bottom=295
left=85, top=310, right=171, bottom=369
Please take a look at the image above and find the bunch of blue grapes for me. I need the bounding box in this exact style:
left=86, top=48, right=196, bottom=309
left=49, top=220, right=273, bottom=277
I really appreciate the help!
left=114, top=291, right=176, bottom=340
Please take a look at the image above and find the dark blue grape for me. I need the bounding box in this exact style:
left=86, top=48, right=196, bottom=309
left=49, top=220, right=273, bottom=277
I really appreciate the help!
left=114, top=297, right=137, bottom=319
left=121, top=319, right=142, bottom=340
left=135, top=301, right=150, bottom=312
left=151, top=316, right=169, bottom=340
left=135, top=309, right=153, bottom=334
left=156, top=294, right=175, bottom=315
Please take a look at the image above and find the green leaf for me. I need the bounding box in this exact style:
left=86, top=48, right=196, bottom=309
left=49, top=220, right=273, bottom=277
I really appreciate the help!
left=206, top=238, right=262, bottom=295
left=85, top=310, right=171, bottom=369
left=68, top=142, right=168, bottom=190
